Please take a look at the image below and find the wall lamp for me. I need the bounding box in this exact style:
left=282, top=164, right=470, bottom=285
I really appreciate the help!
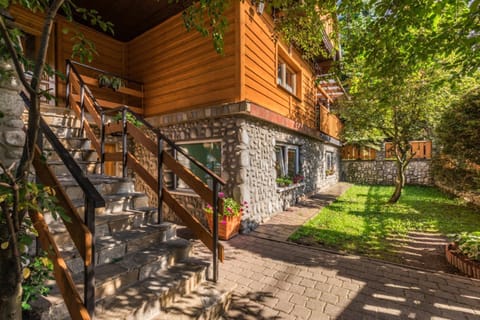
left=252, top=0, right=265, bottom=15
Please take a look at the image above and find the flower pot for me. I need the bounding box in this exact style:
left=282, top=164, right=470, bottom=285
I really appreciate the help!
left=205, top=213, right=241, bottom=240
left=445, top=243, right=480, bottom=279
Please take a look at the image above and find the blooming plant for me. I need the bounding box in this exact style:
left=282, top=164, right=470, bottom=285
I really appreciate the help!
left=450, top=232, right=480, bottom=262
left=293, top=174, right=304, bottom=184
left=204, top=192, right=247, bottom=217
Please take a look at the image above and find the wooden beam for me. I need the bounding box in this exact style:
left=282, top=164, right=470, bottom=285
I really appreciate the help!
left=30, top=210, right=91, bottom=320
left=80, top=74, right=144, bottom=98
left=163, top=152, right=215, bottom=205
left=126, top=152, right=158, bottom=191
left=163, top=188, right=224, bottom=262
left=70, top=100, right=101, bottom=155
left=33, top=145, right=93, bottom=266
left=127, top=122, right=157, bottom=154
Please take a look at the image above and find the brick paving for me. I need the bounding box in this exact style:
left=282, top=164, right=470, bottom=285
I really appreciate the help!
left=192, top=183, right=480, bottom=319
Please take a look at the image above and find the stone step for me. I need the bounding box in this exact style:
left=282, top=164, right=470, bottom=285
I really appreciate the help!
left=45, top=148, right=98, bottom=162
left=47, top=160, right=99, bottom=176
left=47, top=209, right=160, bottom=248
left=43, top=136, right=92, bottom=150
left=56, top=174, right=133, bottom=200
left=44, top=124, right=83, bottom=139
left=95, top=260, right=214, bottom=320
left=149, top=281, right=234, bottom=320
left=63, top=223, right=179, bottom=274
left=29, top=241, right=199, bottom=320
left=72, top=192, right=150, bottom=215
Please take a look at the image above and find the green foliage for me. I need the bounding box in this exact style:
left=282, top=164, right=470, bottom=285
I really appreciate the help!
left=276, top=176, right=293, bottom=187
left=21, top=252, right=54, bottom=310
left=437, top=89, right=480, bottom=166
left=290, top=185, right=480, bottom=261
left=113, top=111, right=143, bottom=128
left=98, top=74, right=123, bottom=91
left=204, top=194, right=247, bottom=217
left=450, top=232, right=480, bottom=262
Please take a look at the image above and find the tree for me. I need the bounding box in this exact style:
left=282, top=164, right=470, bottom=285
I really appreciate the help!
left=335, top=0, right=478, bottom=203
left=0, top=1, right=338, bottom=318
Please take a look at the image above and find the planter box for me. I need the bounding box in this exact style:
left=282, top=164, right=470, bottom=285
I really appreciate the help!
left=205, top=214, right=241, bottom=240
left=445, top=244, right=480, bottom=279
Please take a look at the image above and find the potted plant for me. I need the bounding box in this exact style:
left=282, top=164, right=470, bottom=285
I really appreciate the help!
left=204, top=193, right=247, bottom=240
left=293, top=174, right=304, bottom=184
left=276, top=176, right=293, bottom=187
left=445, top=232, right=480, bottom=279
left=97, top=74, right=123, bottom=91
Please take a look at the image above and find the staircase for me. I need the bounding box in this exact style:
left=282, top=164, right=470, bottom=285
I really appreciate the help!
left=25, top=61, right=232, bottom=319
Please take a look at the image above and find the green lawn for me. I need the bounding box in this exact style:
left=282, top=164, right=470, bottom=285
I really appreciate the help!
left=289, top=185, right=480, bottom=260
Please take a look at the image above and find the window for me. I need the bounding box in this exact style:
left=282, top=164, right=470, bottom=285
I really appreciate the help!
left=325, top=151, right=336, bottom=175
left=277, top=58, right=297, bottom=95
left=275, top=144, right=300, bottom=178
left=174, top=141, right=221, bottom=190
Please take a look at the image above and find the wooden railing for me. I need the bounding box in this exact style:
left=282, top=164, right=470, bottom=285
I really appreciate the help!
left=385, top=141, right=432, bottom=159
left=21, top=92, right=105, bottom=320
left=319, top=104, right=342, bottom=139
left=65, top=60, right=226, bottom=281
left=342, top=144, right=377, bottom=160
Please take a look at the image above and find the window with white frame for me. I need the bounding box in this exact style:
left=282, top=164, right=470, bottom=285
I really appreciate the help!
left=275, top=144, right=300, bottom=178
left=174, top=141, right=221, bottom=190
left=277, top=58, right=297, bottom=95
left=325, top=151, right=336, bottom=175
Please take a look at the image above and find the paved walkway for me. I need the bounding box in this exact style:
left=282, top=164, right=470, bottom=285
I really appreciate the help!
left=194, top=183, right=480, bottom=319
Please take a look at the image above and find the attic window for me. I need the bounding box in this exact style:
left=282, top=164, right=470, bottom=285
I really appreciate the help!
left=277, top=58, right=297, bottom=95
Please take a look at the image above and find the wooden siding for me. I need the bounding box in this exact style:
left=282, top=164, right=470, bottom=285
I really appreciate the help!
left=243, top=2, right=318, bottom=129
left=126, top=5, right=237, bottom=117
left=56, top=17, right=127, bottom=104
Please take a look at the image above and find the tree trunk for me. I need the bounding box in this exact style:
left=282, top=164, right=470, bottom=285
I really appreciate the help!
left=389, top=160, right=406, bottom=203
left=0, top=227, right=22, bottom=320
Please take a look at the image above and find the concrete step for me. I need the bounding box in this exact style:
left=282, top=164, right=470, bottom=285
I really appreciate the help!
left=63, top=223, right=179, bottom=274
left=150, top=281, right=234, bottom=320
left=95, top=260, right=214, bottom=320
left=29, top=241, right=200, bottom=320
left=56, top=174, right=133, bottom=200
left=45, top=148, right=98, bottom=162
left=43, top=136, right=92, bottom=150
left=47, top=160, right=99, bottom=176
left=72, top=192, right=149, bottom=215
left=47, top=209, right=159, bottom=247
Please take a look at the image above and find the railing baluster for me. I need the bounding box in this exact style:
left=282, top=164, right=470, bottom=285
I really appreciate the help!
left=84, top=198, right=95, bottom=318
left=172, top=148, right=178, bottom=190
left=65, top=62, right=71, bottom=108
left=212, top=181, right=219, bottom=282
left=157, top=136, right=164, bottom=224
left=100, top=112, right=105, bottom=175
left=80, top=84, right=85, bottom=134
left=122, top=107, right=127, bottom=178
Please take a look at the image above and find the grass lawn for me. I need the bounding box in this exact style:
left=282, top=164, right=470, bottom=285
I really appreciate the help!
left=289, top=185, right=480, bottom=261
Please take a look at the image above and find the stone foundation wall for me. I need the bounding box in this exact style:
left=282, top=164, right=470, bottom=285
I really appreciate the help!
left=136, top=112, right=340, bottom=233
left=0, top=61, right=25, bottom=170
left=341, top=160, right=433, bottom=186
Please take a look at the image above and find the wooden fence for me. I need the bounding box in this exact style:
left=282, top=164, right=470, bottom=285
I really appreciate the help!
left=385, top=141, right=432, bottom=159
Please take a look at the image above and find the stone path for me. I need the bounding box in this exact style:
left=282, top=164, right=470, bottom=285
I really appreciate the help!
left=190, top=183, right=480, bottom=319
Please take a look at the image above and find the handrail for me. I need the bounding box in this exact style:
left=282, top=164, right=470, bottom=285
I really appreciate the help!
left=100, top=104, right=225, bottom=185
left=68, top=59, right=144, bottom=85
left=67, top=60, right=104, bottom=117
left=20, top=91, right=103, bottom=318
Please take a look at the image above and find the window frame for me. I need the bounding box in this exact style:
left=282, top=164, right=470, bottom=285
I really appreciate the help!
left=275, top=143, right=300, bottom=178
left=277, top=58, right=297, bottom=95
left=171, top=139, right=222, bottom=191
left=325, top=151, right=336, bottom=175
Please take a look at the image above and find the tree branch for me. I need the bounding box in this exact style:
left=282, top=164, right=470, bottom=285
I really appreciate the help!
left=0, top=16, right=35, bottom=95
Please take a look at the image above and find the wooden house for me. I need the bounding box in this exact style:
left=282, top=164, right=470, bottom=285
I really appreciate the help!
left=10, top=0, right=344, bottom=232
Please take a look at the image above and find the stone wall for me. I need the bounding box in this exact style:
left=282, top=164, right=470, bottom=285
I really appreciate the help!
left=0, top=61, right=25, bottom=170
left=341, top=158, right=433, bottom=186
left=137, top=112, right=340, bottom=233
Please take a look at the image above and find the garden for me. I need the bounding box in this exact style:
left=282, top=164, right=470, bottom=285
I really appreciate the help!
left=290, top=185, right=480, bottom=275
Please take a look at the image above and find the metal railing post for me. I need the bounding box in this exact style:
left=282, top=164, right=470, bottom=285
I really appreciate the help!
left=157, top=136, right=163, bottom=224
left=212, top=181, right=219, bottom=282
left=100, top=112, right=105, bottom=175
left=80, top=85, right=85, bottom=134
left=172, top=148, right=178, bottom=189
left=65, top=61, right=71, bottom=108
left=84, top=198, right=95, bottom=318
left=122, top=107, right=128, bottom=178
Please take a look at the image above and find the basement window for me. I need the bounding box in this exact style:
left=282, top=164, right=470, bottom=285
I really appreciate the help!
left=173, top=141, right=222, bottom=190
left=275, top=144, right=300, bottom=178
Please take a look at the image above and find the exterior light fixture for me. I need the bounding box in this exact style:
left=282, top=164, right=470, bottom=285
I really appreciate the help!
left=252, top=0, right=265, bottom=15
